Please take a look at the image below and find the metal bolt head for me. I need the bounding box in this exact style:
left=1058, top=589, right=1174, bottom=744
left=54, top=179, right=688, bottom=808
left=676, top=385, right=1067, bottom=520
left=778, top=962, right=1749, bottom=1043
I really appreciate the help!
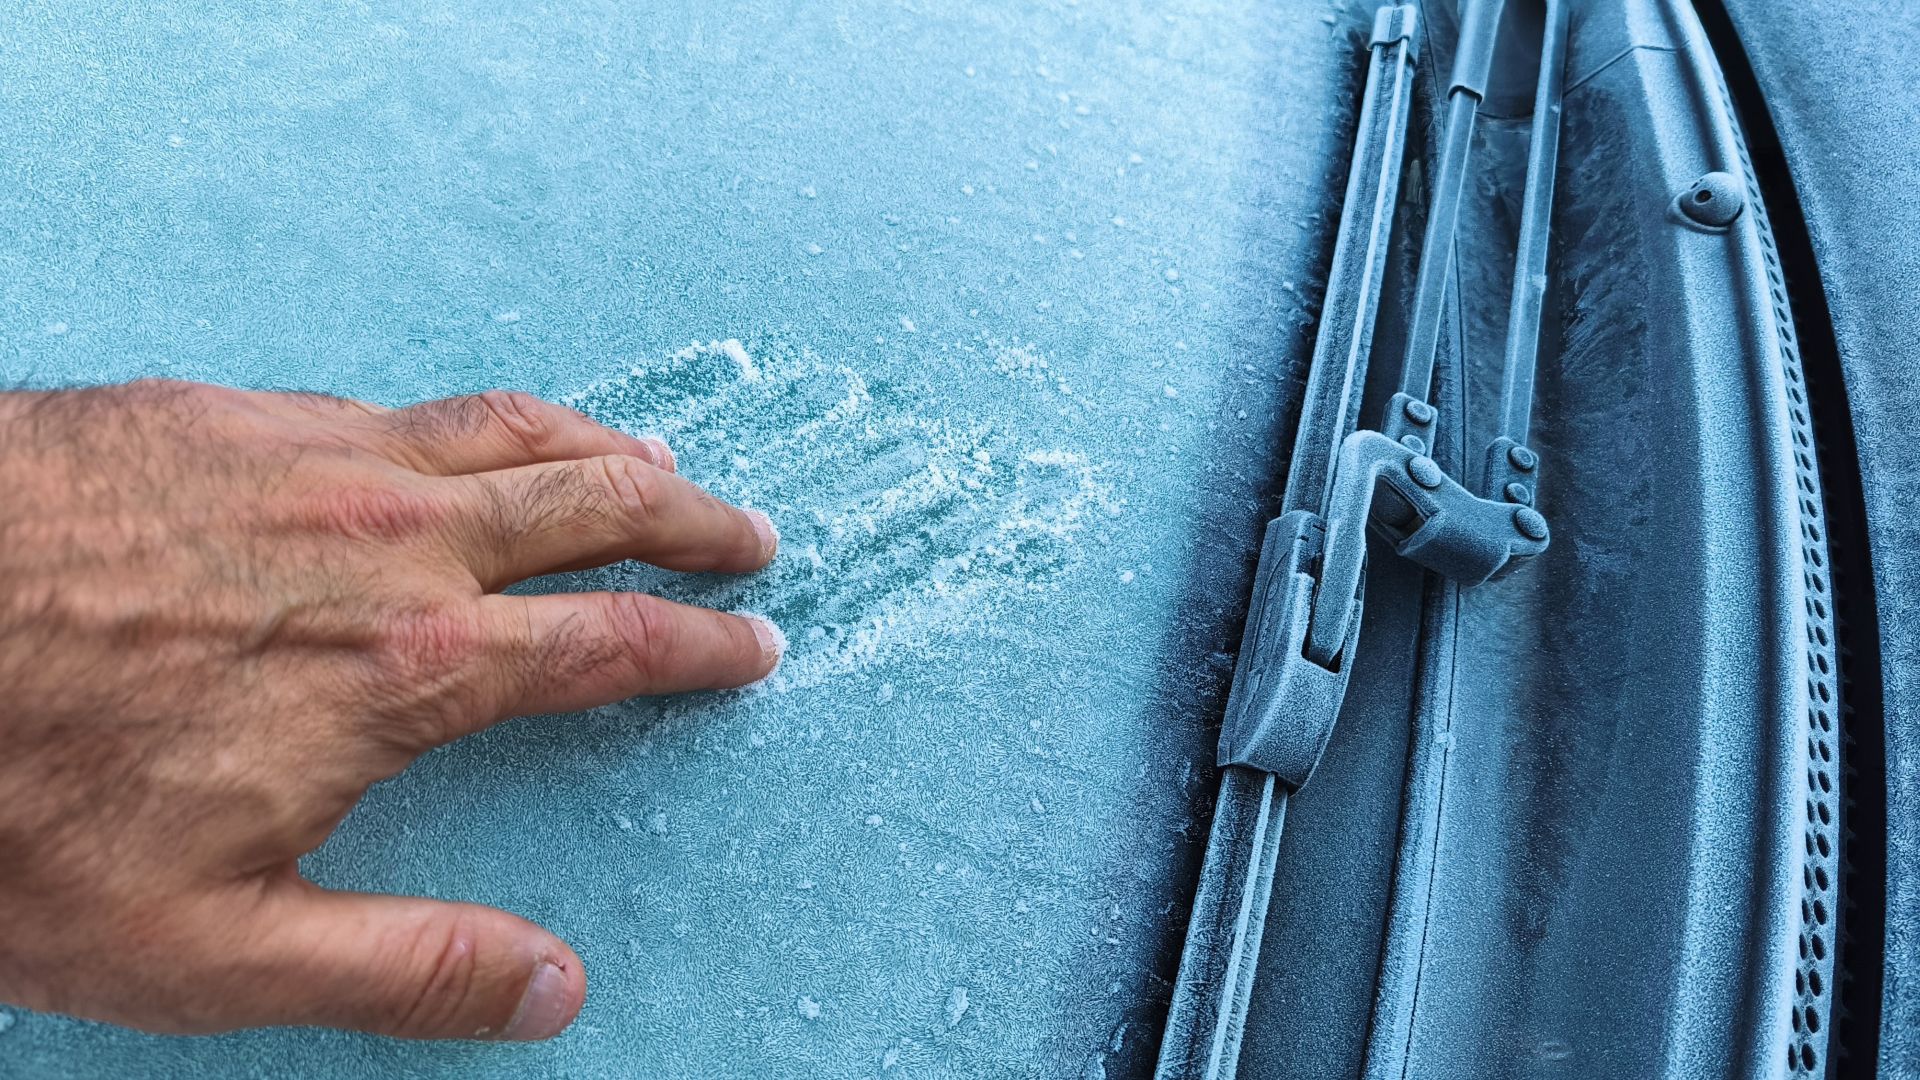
left=1408, top=455, right=1445, bottom=489
left=1504, top=481, right=1532, bottom=505
left=1403, top=399, right=1436, bottom=425
left=1508, top=444, right=1539, bottom=471
left=1678, top=170, right=1745, bottom=228
left=1399, top=434, right=1427, bottom=455
left=1513, top=507, right=1549, bottom=541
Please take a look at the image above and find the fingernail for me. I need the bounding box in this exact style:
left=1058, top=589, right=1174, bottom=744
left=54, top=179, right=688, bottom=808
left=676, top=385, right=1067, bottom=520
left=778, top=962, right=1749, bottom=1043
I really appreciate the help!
left=740, top=611, right=787, bottom=668
left=746, top=509, right=779, bottom=557
left=502, top=962, right=574, bottom=1041
left=637, top=437, right=675, bottom=472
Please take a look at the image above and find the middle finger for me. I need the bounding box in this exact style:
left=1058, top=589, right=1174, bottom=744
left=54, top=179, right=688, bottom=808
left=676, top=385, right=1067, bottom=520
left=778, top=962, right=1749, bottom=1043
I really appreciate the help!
left=438, top=454, right=777, bottom=590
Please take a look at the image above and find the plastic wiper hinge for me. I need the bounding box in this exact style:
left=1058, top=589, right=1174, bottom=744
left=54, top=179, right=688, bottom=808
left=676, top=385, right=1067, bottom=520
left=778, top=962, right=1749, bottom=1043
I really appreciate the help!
left=1216, top=0, right=1565, bottom=787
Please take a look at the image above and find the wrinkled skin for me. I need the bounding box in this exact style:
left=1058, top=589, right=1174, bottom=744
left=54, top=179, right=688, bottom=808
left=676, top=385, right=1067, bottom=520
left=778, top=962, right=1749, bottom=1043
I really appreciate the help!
left=0, top=380, right=781, bottom=1041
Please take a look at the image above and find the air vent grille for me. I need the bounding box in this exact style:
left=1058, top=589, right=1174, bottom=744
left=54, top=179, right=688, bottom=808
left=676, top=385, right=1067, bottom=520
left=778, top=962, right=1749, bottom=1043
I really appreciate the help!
left=1708, top=60, right=1843, bottom=1080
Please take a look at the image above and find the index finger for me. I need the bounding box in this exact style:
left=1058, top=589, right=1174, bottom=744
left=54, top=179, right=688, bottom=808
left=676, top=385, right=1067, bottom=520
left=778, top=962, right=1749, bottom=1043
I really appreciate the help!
left=439, top=454, right=776, bottom=591
left=378, top=390, right=674, bottom=477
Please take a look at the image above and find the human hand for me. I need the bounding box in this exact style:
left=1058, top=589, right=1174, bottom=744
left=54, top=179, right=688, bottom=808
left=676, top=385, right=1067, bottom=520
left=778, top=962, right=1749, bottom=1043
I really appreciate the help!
left=0, top=380, right=780, bottom=1040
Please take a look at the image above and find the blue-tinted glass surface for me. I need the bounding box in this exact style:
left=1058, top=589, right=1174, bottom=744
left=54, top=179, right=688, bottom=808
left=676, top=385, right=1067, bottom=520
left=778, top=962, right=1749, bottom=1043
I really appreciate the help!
left=0, top=1, right=1358, bottom=1075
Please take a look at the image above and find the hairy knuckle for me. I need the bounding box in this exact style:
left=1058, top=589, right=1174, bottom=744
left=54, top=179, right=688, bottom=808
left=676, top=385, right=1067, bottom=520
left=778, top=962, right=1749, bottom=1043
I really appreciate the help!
left=126, top=377, right=239, bottom=413
left=118, top=376, right=196, bottom=400
left=362, top=605, right=499, bottom=744
left=597, top=455, right=660, bottom=528
left=103, top=378, right=227, bottom=433
left=118, top=376, right=180, bottom=397
left=477, top=390, right=553, bottom=455
left=606, top=592, right=674, bottom=682
left=377, top=605, right=485, bottom=680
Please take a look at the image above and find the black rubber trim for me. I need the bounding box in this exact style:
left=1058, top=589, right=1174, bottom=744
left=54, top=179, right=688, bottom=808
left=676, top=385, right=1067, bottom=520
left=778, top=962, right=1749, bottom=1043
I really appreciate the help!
left=1691, top=2, right=1889, bottom=1074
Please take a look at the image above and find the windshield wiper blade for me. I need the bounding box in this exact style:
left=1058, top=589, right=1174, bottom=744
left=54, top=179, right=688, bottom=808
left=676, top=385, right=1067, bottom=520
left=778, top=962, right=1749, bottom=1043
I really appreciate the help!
left=1155, top=8, right=1420, bottom=1077
left=1157, top=0, right=1574, bottom=1073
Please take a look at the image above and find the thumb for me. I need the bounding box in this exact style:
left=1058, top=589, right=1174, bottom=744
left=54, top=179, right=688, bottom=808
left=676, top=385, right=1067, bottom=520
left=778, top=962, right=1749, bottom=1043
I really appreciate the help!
left=239, top=883, right=586, bottom=1040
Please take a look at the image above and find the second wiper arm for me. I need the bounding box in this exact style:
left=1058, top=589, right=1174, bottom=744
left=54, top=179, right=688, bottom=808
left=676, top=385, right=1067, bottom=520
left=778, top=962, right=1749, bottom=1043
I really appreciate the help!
left=1397, top=0, right=1509, bottom=407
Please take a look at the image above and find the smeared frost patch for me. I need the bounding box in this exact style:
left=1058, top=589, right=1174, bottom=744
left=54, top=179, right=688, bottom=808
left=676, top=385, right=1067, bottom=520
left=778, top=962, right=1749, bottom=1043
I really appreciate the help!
left=564, top=339, right=1115, bottom=692
left=944, top=985, right=970, bottom=1027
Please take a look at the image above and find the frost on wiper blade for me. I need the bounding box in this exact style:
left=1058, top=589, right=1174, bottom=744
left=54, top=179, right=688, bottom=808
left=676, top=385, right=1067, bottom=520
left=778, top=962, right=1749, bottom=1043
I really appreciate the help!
left=1157, top=0, right=1571, bottom=1074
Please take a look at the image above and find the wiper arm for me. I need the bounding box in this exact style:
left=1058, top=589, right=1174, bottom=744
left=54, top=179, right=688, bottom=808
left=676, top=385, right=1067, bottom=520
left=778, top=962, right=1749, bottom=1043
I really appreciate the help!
left=1486, top=0, right=1569, bottom=503
left=1157, top=7, right=1421, bottom=1078
left=1159, top=0, right=1574, bottom=1075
